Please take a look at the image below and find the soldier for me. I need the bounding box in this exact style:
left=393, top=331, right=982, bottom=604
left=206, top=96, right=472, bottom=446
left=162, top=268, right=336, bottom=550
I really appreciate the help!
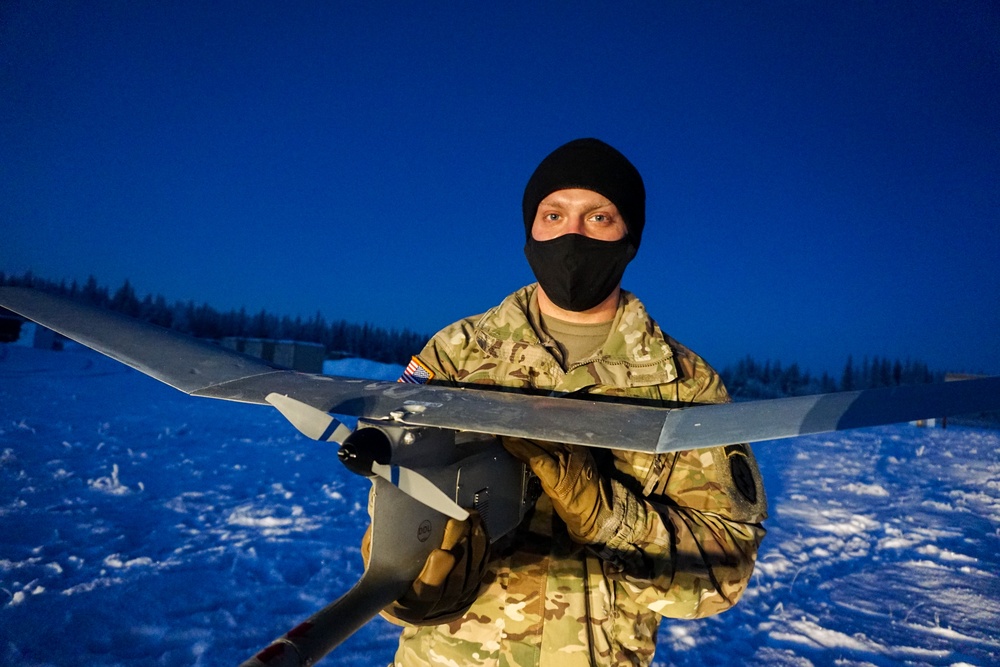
left=373, top=138, right=768, bottom=666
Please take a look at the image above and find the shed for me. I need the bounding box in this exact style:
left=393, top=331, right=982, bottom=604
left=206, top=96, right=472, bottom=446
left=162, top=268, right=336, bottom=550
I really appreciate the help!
left=221, top=337, right=325, bottom=373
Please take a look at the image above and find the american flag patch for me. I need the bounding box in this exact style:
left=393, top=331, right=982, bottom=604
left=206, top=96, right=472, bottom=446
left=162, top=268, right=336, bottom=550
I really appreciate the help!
left=398, top=356, right=435, bottom=384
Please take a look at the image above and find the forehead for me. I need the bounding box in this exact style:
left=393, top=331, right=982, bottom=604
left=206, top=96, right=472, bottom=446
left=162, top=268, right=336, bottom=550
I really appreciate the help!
left=537, top=188, right=616, bottom=209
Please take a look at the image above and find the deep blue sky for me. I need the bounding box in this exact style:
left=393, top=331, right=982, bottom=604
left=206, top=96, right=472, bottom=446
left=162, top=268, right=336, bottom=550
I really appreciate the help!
left=3, top=1, right=998, bottom=377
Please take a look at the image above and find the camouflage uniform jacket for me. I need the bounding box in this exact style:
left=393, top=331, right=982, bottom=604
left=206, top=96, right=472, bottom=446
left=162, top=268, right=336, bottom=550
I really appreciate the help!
left=391, top=284, right=767, bottom=667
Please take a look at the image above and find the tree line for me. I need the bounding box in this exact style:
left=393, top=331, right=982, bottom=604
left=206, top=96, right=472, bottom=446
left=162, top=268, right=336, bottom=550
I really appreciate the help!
left=0, top=272, right=429, bottom=365
left=719, top=354, right=941, bottom=400
left=3, top=272, right=947, bottom=392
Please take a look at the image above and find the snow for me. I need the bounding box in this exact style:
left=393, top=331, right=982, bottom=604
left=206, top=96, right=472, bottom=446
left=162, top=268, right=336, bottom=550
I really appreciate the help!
left=2, top=344, right=999, bottom=666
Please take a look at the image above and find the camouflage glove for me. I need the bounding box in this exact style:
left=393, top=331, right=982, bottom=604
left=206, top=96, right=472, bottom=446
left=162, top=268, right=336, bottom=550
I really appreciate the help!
left=502, top=438, right=619, bottom=545
left=362, top=513, right=490, bottom=625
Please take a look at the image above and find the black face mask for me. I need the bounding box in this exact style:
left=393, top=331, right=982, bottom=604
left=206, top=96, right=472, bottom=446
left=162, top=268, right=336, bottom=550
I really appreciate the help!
left=524, top=234, right=636, bottom=312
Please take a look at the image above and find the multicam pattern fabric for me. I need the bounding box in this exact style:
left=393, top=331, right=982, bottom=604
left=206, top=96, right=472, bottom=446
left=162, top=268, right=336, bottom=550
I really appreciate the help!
left=389, top=284, right=767, bottom=666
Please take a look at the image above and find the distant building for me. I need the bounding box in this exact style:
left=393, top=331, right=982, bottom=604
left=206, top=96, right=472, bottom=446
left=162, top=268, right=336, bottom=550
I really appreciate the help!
left=944, top=372, right=987, bottom=383
left=221, top=337, right=325, bottom=373
left=0, top=311, right=21, bottom=343
left=914, top=373, right=999, bottom=429
left=0, top=314, right=67, bottom=350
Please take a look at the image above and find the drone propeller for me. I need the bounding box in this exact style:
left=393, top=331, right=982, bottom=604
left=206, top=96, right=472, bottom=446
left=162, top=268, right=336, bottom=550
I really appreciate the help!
left=265, top=393, right=468, bottom=521
left=265, top=392, right=353, bottom=444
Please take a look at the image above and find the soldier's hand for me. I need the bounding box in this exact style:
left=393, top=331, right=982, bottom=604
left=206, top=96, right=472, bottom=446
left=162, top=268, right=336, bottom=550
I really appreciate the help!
left=362, top=513, right=490, bottom=625
left=503, top=437, right=617, bottom=545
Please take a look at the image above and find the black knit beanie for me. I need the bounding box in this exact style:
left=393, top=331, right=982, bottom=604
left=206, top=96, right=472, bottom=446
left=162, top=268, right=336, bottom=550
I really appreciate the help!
left=522, top=138, right=646, bottom=249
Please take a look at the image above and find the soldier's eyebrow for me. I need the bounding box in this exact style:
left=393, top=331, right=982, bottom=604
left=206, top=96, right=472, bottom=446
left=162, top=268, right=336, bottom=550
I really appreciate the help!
left=539, top=194, right=614, bottom=210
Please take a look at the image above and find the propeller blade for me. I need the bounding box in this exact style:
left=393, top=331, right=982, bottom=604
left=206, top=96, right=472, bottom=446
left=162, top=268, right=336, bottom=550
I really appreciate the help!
left=266, top=392, right=353, bottom=444
left=371, top=463, right=469, bottom=521
left=267, top=393, right=467, bottom=520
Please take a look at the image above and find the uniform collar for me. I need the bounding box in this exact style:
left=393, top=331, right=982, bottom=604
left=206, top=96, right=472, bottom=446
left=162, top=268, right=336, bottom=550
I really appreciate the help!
left=473, top=284, right=678, bottom=389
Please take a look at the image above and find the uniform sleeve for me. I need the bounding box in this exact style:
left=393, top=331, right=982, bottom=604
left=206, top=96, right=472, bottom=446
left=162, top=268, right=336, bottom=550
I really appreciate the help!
left=599, top=445, right=767, bottom=619
left=599, top=349, right=768, bottom=619
left=403, top=319, right=478, bottom=385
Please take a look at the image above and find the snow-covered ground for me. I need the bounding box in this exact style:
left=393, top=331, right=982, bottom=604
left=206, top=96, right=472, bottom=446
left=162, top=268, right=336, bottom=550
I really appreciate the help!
left=1, top=345, right=997, bottom=666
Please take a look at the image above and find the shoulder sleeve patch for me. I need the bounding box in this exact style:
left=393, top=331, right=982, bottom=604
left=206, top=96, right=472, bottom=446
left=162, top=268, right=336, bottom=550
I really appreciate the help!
left=729, top=451, right=758, bottom=505
left=723, top=443, right=762, bottom=508
left=398, top=356, right=435, bottom=384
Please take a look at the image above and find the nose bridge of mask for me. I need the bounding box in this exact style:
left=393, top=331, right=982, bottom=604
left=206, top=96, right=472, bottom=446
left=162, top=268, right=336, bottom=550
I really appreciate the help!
left=559, top=235, right=589, bottom=271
